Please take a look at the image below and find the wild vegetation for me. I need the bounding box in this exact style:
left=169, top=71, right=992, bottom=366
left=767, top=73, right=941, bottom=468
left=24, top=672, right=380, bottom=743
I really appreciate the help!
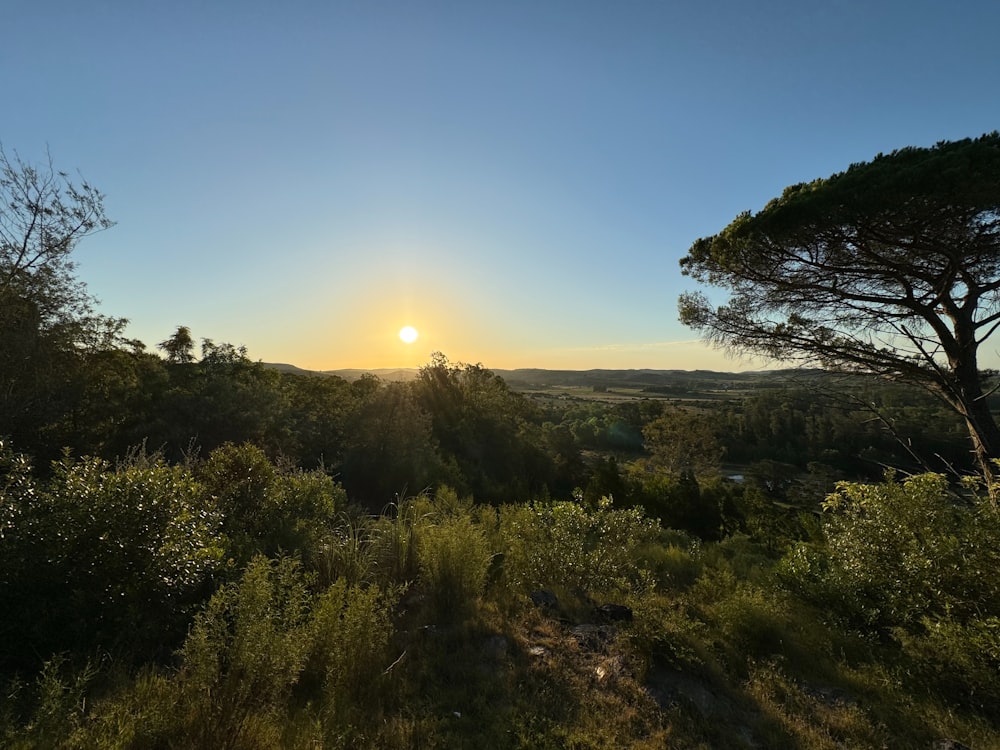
left=2, top=141, right=1000, bottom=748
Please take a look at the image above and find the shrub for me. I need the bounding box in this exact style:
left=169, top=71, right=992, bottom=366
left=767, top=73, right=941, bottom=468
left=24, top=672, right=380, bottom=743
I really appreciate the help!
left=178, top=556, right=314, bottom=744
left=62, top=559, right=398, bottom=749
left=777, top=471, right=1000, bottom=712
left=7, top=655, right=98, bottom=748
left=634, top=539, right=702, bottom=591
left=305, top=578, right=398, bottom=730
left=269, top=469, right=345, bottom=557
left=791, top=472, right=1000, bottom=629
left=312, top=511, right=377, bottom=587
left=0, top=447, right=224, bottom=666
left=418, top=514, right=493, bottom=620
left=369, top=494, right=438, bottom=587
left=500, top=497, right=659, bottom=594
left=894, top=615, right=1000, bottom=713
left=704, top=579, right=792, bottom=658
left=198, top=443, right=344, bottom=562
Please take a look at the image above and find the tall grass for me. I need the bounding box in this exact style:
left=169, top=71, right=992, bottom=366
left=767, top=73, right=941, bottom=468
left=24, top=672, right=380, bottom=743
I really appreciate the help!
left=5, top=473, right=1000, bottom=749
left=417, top=513, right=493, bottom=621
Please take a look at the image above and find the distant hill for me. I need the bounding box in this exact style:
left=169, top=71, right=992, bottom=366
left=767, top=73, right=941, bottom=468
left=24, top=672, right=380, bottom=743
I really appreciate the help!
left=493, top=368, right=759, bottom=388
left=325, top=368, right=419, bottom=382
left=263, top=363, right=816, bottom=394
left=264, top=363, right=321, bottom=375
left=261, top=364, right=420, bottom=382
left=490, top=368, right=803, bottom=392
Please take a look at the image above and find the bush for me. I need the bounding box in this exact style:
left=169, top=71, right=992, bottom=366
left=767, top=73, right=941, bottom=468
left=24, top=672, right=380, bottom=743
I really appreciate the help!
left=89, top=556, right=400, bottom=749
left=777, top=471, right=1000, bottom=712
left=198, top=443, right=344, bottom=562
left=787, top=472, right=1000, bottom=629
left=370, top=493, right=440, bottom=587
left=22, top=557, right=400, bottom=750
left=312, top=511, right=377, bottom=587
left=703, top=578, right=792, bottom=658
left=178, top=555, right=315, bottom=747
left=500, top=497, right=659, bottom=594
left=418, top=514, right=493, bottom=620
left=634, top=537, right=702, bottom=591
left=0, top=446, right=224, bottom=666
left=894, top=615, right=1000, bottom=713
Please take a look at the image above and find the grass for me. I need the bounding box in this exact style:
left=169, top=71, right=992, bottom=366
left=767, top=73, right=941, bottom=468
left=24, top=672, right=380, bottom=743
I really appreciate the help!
left=3, top=487, right=998, bottom=749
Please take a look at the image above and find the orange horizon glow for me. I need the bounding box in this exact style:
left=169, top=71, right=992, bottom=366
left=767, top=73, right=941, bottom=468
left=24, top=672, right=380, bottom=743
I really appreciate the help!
left=278, top=336, right=774, bottom=374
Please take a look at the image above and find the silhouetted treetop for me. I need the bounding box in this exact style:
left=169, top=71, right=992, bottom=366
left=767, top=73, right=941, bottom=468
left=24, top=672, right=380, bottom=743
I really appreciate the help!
left=679, top=133, right=1000, bottom=483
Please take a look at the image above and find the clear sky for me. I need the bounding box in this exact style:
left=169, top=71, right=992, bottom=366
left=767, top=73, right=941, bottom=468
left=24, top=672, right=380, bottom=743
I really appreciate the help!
left=5, top=1, right=1000, bottom=371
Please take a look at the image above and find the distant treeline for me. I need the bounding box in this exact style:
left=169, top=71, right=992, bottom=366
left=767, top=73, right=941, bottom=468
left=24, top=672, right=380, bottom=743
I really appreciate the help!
left=3, top=318, right=983, bottom=517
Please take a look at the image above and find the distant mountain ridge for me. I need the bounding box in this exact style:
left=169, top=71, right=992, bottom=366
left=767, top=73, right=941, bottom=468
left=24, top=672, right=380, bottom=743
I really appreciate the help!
left=263, top=364, right=420, bottom=382
left=262, top=363, right=808, bottom=391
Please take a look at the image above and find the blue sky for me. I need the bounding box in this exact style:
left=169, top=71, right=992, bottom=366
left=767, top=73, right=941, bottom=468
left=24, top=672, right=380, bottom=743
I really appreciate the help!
left=5, top=1, right=1000, bottom=370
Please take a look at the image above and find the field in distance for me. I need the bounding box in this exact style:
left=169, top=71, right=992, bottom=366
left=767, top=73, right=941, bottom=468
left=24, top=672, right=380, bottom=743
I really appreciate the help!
left=265, top=364, right=816, bottom=403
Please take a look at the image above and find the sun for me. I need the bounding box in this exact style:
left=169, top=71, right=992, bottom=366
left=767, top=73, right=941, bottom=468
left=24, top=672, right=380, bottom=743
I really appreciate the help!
left=399, top=325, right=419, bottom=344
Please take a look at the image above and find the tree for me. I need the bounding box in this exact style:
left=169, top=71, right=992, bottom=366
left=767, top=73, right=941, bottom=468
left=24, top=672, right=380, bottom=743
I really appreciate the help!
left=642, top=408, right=724, bottom=479
left=147, top=335, right=286, bottom=458
left=0, top=146, right=115, bottom=334
left=1, top=147, right=122, bottom=457
left=158, top=325, right=196, bottom=364
left=640, top=409, right=725, bottom=537
left=340, top=380, right=448, bottom=507
left=414, top=353, right=550, bottom=502
left=678, top=133, right=1000, bottom=483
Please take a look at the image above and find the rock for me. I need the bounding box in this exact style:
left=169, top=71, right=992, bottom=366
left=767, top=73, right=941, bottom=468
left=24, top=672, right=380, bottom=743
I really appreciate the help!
left=595, top=603, right=633, bottom=622
left=645, top=665, right=733, bottom=720
left=530, top=589, right=559, bottom=609
left=932, top=741, right=973, bottom=750
left=595, top=655, right=626, bottom=683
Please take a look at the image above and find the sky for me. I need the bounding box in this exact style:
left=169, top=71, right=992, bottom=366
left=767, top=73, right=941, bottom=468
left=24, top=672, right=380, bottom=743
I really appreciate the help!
left=5, top=1, right=1000, bottom=372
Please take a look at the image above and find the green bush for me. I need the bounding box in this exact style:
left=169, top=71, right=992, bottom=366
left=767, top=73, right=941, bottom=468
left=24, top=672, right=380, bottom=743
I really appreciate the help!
left=177, top=555, right=314, bottom=748
left=370, top=494, right=439, bottom=586
left=87, top=555, right=401, bottom=749
left=50, top=558, right=398, bottom=749
left=894, top=615, right=1000, bottom=712
left=704, top=579, right=792, bottom=658
left=0, top=446, right=224, bottom=666
left=776, top=471, right=1000, bottom=714
left=782, top=472, right=1000, bottom=629
left=500, top=497, right=659, bottom=594
left=305, top=577, right=398, bottom=730
left=312, top=511, right=377, bottom=587
left=270, top=469, right=346, bottom=556
left=634, top=539, right=702, bottom=591
left=418, top=514, right=493, bottom=620
left=701, top=533, right=774, bottom=583
left=198, top=443, right=344, bottom=562
left=4, top=655, right=99, bottom=749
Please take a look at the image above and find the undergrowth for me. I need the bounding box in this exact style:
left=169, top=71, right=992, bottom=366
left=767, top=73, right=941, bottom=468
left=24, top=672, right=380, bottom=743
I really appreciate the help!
left=2, top=464, right=998, bottom=749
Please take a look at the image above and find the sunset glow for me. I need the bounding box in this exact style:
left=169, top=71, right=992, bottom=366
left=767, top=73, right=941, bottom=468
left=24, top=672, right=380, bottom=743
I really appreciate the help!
left=8, top=3, right=997, bottom=372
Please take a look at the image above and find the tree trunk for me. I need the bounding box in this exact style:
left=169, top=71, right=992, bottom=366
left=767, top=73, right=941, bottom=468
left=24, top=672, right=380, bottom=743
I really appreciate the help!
left=964, top=403, right=1000, bottom=495
left=953, top=363, right=1000, bottom=501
